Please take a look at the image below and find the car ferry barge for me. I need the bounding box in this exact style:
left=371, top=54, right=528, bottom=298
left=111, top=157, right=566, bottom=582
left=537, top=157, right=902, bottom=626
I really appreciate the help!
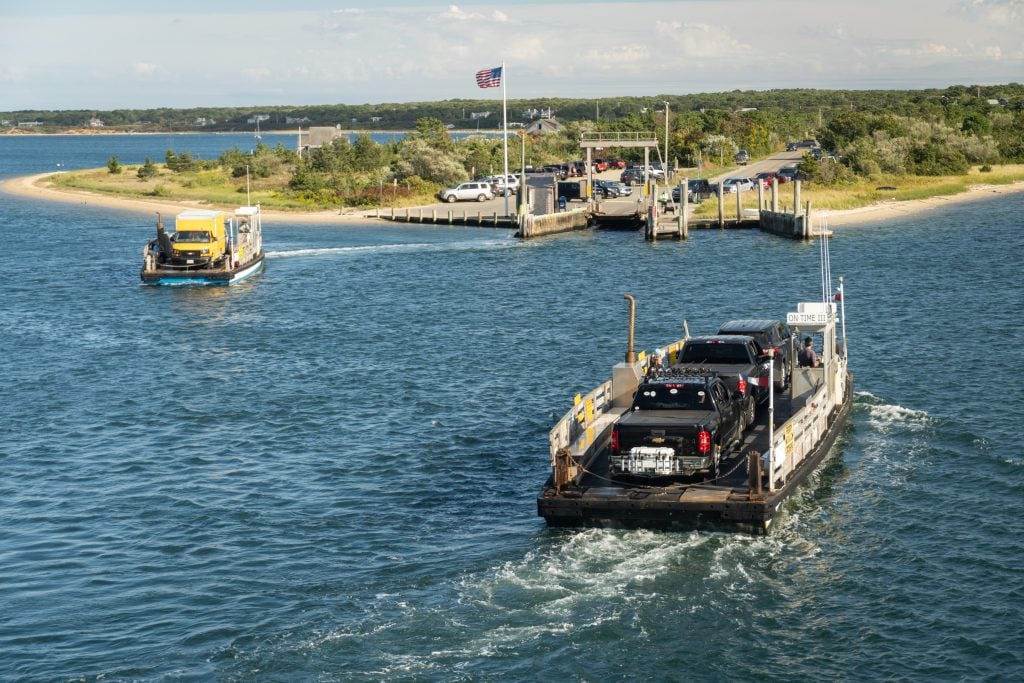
left=141, top=205, right=264, bottom=285
left=537, top=278, right=852, bottom=535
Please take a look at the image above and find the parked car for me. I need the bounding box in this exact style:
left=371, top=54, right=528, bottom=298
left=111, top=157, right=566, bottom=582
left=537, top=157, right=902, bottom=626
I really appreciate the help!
left=646, top=163, right=667, bottom=180
left=593, top=179, right=631, bottom=198
left=753, top=171, right=776, bottom=188
left=556, top=181, right=585, bottom=202
left=542, top=164, right=568, bottom=180
left=721, top=177, right=755, bottom=193
left=671, top=178, right=713, bottom=203
left=620, top=168, right=643, bottom=186
left=734, top=149, right=750, bottom=165
left=592, top=159, right=609, bottom=172
left=607, top=158, right=627, bottom=169
left=484, top=174, right=520, bottom=196
left=438, top=181, right=494, bottom=203
left=776, top=167, right=798, bottom=183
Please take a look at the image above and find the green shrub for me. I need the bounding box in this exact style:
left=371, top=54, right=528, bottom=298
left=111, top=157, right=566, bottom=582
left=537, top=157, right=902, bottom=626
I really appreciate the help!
left=136, top=158, right=158, bottom=180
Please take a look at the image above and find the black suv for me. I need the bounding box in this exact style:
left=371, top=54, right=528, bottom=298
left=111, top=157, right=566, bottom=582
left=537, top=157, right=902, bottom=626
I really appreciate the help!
left=717, top=319, right=795, bottom=390
left=672, top=178, right=713, bottom=203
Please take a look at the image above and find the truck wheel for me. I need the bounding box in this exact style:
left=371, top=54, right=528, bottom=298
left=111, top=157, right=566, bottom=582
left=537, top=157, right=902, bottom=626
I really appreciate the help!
left=477, top=194, right=487, bottom=202
left=446, top=195, right=457, bottom=203
left=745, top=397, right=755, bottom=427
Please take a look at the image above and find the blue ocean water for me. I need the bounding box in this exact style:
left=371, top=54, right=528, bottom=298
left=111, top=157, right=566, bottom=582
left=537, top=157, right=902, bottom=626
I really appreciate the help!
left=1, top=135, right=1022, bottom=681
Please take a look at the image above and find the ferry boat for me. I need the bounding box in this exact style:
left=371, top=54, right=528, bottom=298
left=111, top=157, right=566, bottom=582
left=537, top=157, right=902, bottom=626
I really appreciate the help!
left=140, top=206, right=265, bottom=285
left=537, top=239, right=852, bottom=534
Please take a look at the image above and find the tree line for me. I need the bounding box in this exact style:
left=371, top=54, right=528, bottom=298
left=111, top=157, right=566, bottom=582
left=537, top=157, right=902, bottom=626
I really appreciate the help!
left=89, top=83, right=1024, bottom=206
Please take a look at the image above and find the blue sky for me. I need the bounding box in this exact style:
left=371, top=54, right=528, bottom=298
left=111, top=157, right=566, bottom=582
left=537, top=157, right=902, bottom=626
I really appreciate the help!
left=1, top=0, right=1021, bottom=110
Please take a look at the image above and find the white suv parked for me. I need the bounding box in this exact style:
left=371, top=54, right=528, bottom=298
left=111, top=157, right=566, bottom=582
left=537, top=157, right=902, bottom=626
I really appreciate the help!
left=438, top=181, right=494, bottom=203
left=485, top=174, right=520, bottom=196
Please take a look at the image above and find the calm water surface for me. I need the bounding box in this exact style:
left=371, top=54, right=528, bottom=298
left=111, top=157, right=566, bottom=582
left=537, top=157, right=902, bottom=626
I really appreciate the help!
left=1, top=135, right=1022, bottom=680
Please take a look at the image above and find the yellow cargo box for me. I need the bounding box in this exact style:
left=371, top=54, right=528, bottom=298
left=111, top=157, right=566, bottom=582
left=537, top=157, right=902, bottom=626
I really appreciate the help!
left=171, top=210, right=227, bottom=264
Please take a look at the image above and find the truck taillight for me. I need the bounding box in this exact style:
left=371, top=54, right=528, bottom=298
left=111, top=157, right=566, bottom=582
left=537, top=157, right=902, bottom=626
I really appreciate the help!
left=611, top=427, right=619, bottom=453
left=737, top=377, right=747, bottom=395
left=697, top=430, right=711, bottom=454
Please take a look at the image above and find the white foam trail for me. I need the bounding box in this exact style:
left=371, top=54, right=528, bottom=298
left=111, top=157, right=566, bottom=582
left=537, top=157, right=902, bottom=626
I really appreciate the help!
left=266, top=238, right=514, bottom=259
left=856, top=391, right=931, bottom=431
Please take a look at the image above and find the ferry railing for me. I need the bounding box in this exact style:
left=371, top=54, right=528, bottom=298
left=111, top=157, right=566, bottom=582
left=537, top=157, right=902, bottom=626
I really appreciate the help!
left=766, top=355, right=847, bottom=491
left=549, top=380, right=614, bottom=466
left=547, top=339, right=688, bottom=489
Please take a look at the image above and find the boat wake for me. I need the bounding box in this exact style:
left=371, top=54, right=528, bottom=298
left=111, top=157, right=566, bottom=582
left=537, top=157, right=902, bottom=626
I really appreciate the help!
left=266, top=239, right=514, bottom=259
left=855, top=390, right=933, bottom=433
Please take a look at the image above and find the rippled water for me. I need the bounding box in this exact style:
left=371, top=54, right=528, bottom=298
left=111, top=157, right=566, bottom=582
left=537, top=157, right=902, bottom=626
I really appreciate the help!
left=1, top=136, right=1022, bottom=680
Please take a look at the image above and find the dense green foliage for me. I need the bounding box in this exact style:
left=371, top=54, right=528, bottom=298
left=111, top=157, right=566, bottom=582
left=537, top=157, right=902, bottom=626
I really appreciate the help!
left=19, top=83, right=1023, bottom=204
left=106, top=156, right=122, bottom=174
left=136, top=158, right=157, bottom=180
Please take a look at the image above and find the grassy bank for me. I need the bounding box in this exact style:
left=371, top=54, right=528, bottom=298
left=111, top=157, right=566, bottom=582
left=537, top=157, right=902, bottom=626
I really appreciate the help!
left=43, top=162, right=1024, bottom=216
left=46, top=163, right=440, bottom=212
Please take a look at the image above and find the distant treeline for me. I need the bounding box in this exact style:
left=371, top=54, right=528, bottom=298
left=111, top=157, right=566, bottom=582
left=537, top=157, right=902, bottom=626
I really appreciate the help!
left=58, top=83, right=1024, bottom=208
left=5, top=84, right=1022, bottom=138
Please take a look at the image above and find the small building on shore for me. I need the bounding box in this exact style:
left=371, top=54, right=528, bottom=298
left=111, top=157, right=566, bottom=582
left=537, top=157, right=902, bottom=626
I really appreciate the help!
left=525, top=118, right=561, bottom=135
left=297, top=125, right=346, bottom=157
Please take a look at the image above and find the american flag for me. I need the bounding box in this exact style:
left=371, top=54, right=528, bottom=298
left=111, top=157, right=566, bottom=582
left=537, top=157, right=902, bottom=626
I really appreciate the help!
left=475, top=66, right=502, bottom=88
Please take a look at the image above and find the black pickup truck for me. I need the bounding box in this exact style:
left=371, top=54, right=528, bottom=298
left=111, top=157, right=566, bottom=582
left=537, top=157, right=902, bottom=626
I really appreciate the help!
left=609, top=372, right=745, bottom=481
left=676, top=335, right=774, bottom=424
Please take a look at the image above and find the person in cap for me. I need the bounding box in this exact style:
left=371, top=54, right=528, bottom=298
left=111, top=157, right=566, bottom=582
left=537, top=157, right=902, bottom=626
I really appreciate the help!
left=797, top=336, right=819, bottom=368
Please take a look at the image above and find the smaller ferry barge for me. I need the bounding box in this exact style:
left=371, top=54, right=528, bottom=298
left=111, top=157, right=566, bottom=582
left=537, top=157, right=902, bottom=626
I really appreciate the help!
left=141, top=205, right=264, bottom=285
left=538, top=269, right=852, bottom=534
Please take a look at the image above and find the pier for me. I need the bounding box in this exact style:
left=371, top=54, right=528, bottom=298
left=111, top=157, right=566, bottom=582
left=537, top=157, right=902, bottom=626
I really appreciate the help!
left=374, top=133, right=817, bottom=241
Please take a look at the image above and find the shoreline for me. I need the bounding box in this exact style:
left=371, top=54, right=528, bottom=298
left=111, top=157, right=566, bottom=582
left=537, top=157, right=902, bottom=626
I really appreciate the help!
left=3, top=171, right=1023, bottom=227
left=0, top=172, right=377, bottom=224
left=818, top=181, right=1024, bottom=226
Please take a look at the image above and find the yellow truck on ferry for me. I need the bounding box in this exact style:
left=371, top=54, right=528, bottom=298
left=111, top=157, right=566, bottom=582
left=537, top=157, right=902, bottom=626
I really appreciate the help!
left=141, top=206, right=264, bottom=285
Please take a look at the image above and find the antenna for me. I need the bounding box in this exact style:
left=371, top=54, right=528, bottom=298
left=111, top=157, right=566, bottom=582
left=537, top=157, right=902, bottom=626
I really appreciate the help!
left=819, top=216, right=832, bottom=303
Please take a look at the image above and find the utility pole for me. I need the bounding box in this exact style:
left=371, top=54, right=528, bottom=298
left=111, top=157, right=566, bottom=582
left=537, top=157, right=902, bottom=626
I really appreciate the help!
left=664, top=101, right=670, bottom=175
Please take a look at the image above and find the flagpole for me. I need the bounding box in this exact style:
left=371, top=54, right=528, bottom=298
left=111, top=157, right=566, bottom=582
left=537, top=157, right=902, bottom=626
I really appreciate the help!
left=501, top=61, right=509, bottom=217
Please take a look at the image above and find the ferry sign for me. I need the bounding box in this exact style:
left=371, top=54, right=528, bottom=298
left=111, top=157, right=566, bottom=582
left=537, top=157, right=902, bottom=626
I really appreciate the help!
left=787, top=311, right=830, bottom=325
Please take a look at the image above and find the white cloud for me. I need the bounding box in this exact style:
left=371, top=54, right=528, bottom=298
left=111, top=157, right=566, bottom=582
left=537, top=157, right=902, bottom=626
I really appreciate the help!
left=241, top=67, right=273, bottom=81
left=958, top=0, right=1024, bottom=23
left=2, top=1, right=1021, bottom=110
left=438, top=5, right=482, bottom=21
left=883, top=43, right=963, bottom=57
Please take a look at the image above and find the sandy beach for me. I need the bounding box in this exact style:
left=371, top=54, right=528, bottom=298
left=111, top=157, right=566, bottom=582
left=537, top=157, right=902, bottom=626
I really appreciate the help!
left=3, top=171, right=1023, bottom=227
left=0, top=172, right=378, bottom=224
left=818, top=181, right=1024, bottom=226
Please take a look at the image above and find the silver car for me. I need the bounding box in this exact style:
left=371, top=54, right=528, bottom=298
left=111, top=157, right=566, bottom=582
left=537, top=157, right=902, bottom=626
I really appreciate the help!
left=438, top=181, right=494, bottom=203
